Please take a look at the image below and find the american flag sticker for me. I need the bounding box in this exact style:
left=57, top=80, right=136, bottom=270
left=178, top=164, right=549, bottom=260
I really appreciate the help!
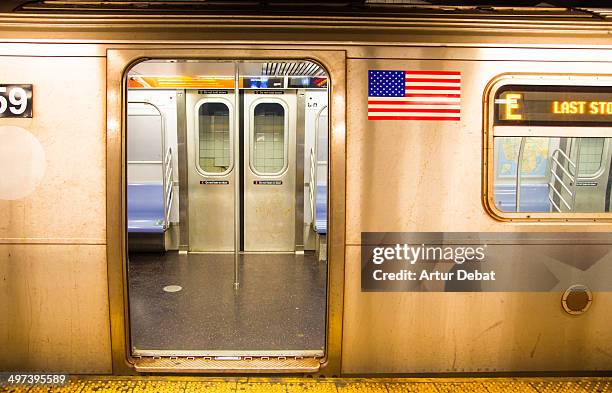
left=368, top=70, right=461, bottom=121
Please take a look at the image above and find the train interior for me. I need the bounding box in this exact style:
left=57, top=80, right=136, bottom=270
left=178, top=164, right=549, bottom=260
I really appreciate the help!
left=493, top=137, right=612, bottom=213
left=125, top=60, right=329, bottom=357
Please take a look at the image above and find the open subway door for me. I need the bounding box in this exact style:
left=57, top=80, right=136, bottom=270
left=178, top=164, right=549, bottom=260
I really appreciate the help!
left=121, top=58, right=335, bottom=373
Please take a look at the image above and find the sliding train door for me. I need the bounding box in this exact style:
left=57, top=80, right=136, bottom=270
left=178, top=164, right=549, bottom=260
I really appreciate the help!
left=185, top=90, right=235, bottom=252
left=243, top=91, right=297, bottom=252
left=186, top=89, right=297, bottom=252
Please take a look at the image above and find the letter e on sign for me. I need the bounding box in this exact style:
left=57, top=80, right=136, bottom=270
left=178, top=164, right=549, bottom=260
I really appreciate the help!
left=0, top=85, right=33, bottom=118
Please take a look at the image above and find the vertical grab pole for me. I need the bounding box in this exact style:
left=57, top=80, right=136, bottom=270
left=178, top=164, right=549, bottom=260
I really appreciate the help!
left=233, top=62, right=241, bottom=290
left=570, top=138, right=582, bottom=210
left=515, top=137, right=526, bottom=213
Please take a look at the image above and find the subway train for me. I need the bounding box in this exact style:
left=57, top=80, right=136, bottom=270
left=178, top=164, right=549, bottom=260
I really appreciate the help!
left=2, top=0, right=612, bottom=377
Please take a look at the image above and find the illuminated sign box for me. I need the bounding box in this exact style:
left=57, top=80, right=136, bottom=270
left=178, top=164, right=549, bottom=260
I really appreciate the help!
left=494, top=85, right=612, bottom=127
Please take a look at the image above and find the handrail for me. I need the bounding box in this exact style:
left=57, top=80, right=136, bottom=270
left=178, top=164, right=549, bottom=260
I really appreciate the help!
left=551, top=154, right=574, bottom=180
left=570, top=140, right=582, bottom=209
left=309, top=147, right=317, bottom=224
left=515, top=137, right=526, bottom=212
left=547, top=141, right=580, bottom=213
left=555, top=148, right=576, bottom=170
left=163, top=147, right=174, bottom=229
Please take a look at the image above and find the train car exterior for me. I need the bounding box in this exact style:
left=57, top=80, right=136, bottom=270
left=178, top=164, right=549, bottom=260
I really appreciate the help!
left=2, top=1, right=612, bottom=376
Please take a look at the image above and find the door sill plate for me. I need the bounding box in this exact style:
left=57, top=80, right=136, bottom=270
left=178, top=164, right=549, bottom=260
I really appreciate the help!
left=132, top=356, right=322, bottom=373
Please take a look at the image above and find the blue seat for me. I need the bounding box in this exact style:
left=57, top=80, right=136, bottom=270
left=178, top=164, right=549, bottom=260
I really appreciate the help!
left=494, top=183, right=551, bottom=213
left=315, top=184, right=327, bottom=234
left=127, top=183, right=165, bottom=234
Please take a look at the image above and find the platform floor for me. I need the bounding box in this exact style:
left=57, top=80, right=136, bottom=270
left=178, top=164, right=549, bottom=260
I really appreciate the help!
left=1, top=376, right=612, bottom=393
left=128, top=251, right=327, bottom=355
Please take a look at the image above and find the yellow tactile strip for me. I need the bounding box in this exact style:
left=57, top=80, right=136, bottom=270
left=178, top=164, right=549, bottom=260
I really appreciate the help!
left=0, top=377, right=611, bottom=393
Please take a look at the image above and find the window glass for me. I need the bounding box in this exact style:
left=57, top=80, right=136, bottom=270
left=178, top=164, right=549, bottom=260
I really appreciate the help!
left=492, top=136, right=612, bottom=213
left=252, top=102, right=285, bottom=174
left=489, top=82, right=612, bottom=216
left=198, top=102, right=230, bottom=174
left=569, top=138, right=605, bottom=177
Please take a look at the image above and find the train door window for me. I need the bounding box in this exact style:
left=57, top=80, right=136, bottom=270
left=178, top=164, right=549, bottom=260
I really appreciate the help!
left=486, top=77, right=612, bottom=218
left=569, top=137, right=605, bottom=177
left=251, top=102, right=287, bottom=174
left=197, top=101, right=232, bottom=174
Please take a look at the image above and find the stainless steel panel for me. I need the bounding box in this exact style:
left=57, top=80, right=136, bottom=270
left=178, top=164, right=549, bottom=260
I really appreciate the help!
left=186, top=90, right=236, bottom=252
left=0, top=53, right=111, bottom=373
left=0, top=244, right=112, bottom=373
left=343, top=56, right=612, bottom=374
left=346, top=58, right=612, bottom=244
left=243, top=91, right=297, bottom=252
left=7, top=11, right=612, bottom=49
left=343, top=246, right=612, bottom=374
left=0, top=55, right=106, bottom=243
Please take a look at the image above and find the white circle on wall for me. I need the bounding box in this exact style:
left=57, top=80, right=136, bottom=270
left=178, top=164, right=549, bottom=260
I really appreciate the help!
left=163, top=285, right=182, bottom=293
left=0, top=125, right=46, bottom=200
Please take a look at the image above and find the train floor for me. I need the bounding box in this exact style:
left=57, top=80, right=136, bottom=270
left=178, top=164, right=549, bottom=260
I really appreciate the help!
left=128, top=251, right=326, bottom=355
left=1, top=376, right=612, bottom=392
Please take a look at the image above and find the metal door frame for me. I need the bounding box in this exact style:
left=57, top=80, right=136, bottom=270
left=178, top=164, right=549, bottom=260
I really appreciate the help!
left=106, top=48, right=346, bottom=374
left=484, top=73, right=612, bottom=221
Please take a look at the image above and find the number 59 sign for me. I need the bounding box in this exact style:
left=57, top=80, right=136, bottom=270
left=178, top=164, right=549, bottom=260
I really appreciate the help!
left=0, top=84, right=32, bottom=118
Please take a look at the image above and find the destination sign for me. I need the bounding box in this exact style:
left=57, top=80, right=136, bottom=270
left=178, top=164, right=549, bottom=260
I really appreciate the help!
left=494, top=85, right=612, bottom=126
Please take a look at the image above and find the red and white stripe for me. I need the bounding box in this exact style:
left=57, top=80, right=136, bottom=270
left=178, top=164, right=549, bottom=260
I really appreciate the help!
left=368, top=70, right=461, bottom=121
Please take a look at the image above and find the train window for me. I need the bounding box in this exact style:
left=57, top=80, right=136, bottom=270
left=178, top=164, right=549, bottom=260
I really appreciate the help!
left=197, top=101, right=231, bottom=174
left=251, top=102, right=287, bottom=175
left=486, top=79, right=612, bottom=218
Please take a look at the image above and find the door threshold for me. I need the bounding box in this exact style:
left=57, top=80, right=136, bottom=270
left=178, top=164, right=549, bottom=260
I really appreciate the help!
left=132, top=356, right=322, bottom=373
left=185, top=251, right=235, bottom=254
left=133, top=348, right=324, bottom=357
left=239, top=251, right=300, bottom=255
